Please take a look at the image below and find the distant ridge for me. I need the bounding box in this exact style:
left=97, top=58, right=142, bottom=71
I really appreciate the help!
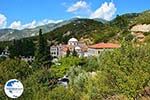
left=0, top=10, right=150, bottom=42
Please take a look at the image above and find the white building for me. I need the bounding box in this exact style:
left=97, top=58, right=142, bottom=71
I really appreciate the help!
left=50, top=38, right=87, bottom=58
left=50, top=46, right=60, bottom=57
left=0, top=47, right=10, bottom=58
left=50, top=44, right=68, bottom=58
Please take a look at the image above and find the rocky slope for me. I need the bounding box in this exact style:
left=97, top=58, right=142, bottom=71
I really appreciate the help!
left=131, top=24, right=150, bottom=32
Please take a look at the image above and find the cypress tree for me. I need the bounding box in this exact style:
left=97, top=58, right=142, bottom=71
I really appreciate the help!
left=35, top=29, right=45, bottom=60
left=35, top=29, right=52, bottom=68
left=72, top=48, right=78, bottom=57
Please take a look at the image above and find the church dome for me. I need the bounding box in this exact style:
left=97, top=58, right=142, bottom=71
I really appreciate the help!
left=68, top=38, right=78, bottom=42
left=75, top=46, right=81, bottom=50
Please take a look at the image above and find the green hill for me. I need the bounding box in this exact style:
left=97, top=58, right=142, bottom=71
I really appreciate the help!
left=41, top=11, right=150, bottom=44
left=44, top=18, right=119, bottom=44
left=131, top=10, right=150, bottom=25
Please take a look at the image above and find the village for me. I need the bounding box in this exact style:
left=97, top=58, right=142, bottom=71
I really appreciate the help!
left=0, top=38, right=120, bottom=60
left=50, top=37, right=120, bottom=58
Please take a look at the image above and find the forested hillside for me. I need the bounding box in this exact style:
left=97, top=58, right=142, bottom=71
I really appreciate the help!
left=0, top=42, right=150, bottom=100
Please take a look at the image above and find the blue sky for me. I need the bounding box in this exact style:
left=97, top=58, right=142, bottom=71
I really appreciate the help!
left=0, top=0, right=150, bottom=29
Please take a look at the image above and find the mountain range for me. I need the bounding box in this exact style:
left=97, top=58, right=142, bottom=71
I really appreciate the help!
left=0, top=20, right=72, bottom=41
left=0, top=10, right=150, bottom=43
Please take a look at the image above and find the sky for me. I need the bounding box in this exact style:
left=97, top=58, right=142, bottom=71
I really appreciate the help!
left=0, top=0, right=150, bottom=29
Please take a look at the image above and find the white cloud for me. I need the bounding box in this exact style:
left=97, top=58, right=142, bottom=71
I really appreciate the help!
left=9, top=21, right=22, bottom=29
left=67, top=1, right=90, bottom=13
left=0, top=13, right=63, bottom=30
left=66, top=1, right=117, bottom=20
left=22, top=20, right=36, bottom=29
left=37, top=19, right=63, bottom=25
left=9, top=19, right=63, bottom=30
left=0, top=13, right=7, bottom=28
left=90, top=2, right=116, bottom=20
left=9, top=20, right=36, bottom=29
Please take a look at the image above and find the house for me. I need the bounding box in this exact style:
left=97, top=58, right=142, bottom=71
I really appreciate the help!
left=87, top=43, right=120, bottom=56
left=50, top=44, right=69, bottom=58
left=50, top=45, right=61, bottom=58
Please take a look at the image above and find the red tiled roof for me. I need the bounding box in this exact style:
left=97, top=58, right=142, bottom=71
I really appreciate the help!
left=89, top=43, right=120, bottom=49
left=60, top=45, right=69, bottom=52
left=62, top=47, right=68, bottom=52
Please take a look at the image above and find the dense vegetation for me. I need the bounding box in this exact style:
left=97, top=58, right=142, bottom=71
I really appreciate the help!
left=0, top=41, right=150, bottom=100
left=9, top=39, right=35, bottom=58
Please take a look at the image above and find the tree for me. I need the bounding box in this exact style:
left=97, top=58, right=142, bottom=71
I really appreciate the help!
left=21, top=39, right=35, bottom=57
left=9, top=39, right=22, bottom=58
left=0, top=59, right=33, bottom=83
left=114, top=15, right=128, bottom=29
left=35, top=29, right=52, bottom=68
left=66, top=49, right=70, bottom=57
left=35, top=29, right=47, bottom=63
left=9, top=39, right=35, bottom=58
left=0, top=47, right=3, bottom=54
left=72, top=48, right=78, bottom=57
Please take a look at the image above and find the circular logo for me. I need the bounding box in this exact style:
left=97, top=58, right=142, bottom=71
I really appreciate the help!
left=4, top=79, right=24, bottom=98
